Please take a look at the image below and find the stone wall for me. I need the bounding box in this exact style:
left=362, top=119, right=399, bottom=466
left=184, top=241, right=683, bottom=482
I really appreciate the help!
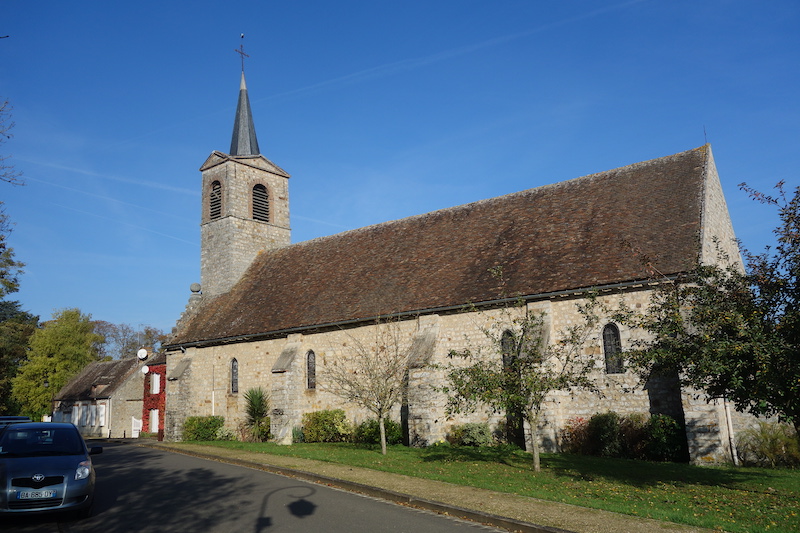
left=163, top=287, right=751, bottom=462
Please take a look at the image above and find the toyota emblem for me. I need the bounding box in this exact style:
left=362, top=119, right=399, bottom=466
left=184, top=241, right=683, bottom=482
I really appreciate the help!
left=32, top=474, right=45, bottom=482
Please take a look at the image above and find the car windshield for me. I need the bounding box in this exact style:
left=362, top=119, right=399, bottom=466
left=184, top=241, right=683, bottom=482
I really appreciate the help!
left=0, top=427, right=85, bottom=457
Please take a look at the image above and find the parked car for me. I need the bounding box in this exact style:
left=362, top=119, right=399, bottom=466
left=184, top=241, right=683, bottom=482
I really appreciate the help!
left=0, top=416, right=31, bottom=428
left=0, top=422, right=102, bottom=518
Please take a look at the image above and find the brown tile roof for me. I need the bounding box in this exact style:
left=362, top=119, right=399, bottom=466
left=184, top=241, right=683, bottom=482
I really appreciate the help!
left=54, top=359, right=139, bottom=401
left=170, top=146, right=710, bottom=346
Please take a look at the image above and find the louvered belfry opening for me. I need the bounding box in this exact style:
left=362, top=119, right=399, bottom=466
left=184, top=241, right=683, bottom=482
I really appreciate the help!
left=210, top=181, right=222, bottom=220
left=253, top=184, right=270, bottom=222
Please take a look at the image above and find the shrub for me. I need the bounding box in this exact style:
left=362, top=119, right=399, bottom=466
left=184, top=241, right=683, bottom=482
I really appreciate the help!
left=644, top=414, right=685, bottom=462
left=183, top=415, right=225, bottom=441
left=353, top=418, right=403, bottom=445
left=619, top=413, right=649, bottom=459
left=587, top=411, right=622, bottom=458
left=448, top=422, right=493, bottom=447
left=243, top=387, right=271, bottom=442
left=292, top=426, right=304, bottom=443
left=737, top=421, right=800, bottom=468
left=302, top=409, right=351, bottom=443
left=561, top=416, right=591, bottom=454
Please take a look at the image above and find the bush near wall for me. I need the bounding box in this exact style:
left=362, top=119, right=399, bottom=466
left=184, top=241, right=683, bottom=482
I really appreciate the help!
left=737, top=421, right=800, bottom=468
left=562, top=411, right=686, bottom=462
left=302, top=410, right=351, bottom=443
left=447, top=422, right=494, bottom=447
left=352, top=419, right=403, bottom=445
left=183, top=416, right=226, bottom=441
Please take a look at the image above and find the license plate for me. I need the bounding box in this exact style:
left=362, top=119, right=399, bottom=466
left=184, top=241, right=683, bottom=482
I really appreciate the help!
left=18, top=490, right=57, bottom=499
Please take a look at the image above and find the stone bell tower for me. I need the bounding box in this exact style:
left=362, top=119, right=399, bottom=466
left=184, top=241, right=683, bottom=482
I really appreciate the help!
left=199, top=67, right=291, bottom=298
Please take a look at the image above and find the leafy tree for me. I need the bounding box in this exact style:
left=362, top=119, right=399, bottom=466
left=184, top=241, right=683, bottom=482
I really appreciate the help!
left=0, top=301, right=38, bottom=414
left=0, top=203, right=24, bottom=299
left=323, top=318, right=411, bottom=455
left=442, top=295, right=601, bottom=472
left=12, top=308, right=104, bottom=419
left=622, top=182, right=800, bottom=437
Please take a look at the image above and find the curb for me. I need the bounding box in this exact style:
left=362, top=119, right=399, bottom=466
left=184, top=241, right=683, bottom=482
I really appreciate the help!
left=135, top=441, right=573, bottom=533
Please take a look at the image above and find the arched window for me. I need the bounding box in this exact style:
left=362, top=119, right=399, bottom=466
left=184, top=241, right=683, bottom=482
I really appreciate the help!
left=253, top=184, right=270, bottom=222
left=230, top=358, right=239, bottom=394
left=209, top=181, right=222, bottom=220
left=306, top=351, right=316, bottom=390
left=603, top=324, right=624, bottom=374
left=501, top=330, right=516, bottom=369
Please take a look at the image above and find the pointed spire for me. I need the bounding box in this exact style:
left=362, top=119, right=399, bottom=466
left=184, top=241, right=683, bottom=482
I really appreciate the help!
left=230, top=70, right=260, bottom=156
left=230, top=36, right=259, bottom=156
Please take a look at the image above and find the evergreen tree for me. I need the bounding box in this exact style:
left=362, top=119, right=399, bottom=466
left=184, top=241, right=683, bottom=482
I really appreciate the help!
left=0, top=301, right=38, bottom=414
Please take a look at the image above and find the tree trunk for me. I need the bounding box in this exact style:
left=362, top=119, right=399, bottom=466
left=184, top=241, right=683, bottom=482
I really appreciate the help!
left=379, top=416, right=387, bottom=455
left=527, top=409, right=541, bottom=472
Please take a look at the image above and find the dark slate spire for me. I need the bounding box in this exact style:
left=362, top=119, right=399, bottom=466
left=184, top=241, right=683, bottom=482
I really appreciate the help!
left=230, top=71, right=260, bottom=156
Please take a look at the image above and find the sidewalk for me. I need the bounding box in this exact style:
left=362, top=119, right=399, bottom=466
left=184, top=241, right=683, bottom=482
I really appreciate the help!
left=137, top=441, right=717, bottom=533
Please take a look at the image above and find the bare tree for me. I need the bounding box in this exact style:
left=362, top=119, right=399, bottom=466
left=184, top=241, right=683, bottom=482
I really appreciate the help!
left=323, top=318, right=412, bottom=455
left=1, top=99, right=23, bottom=186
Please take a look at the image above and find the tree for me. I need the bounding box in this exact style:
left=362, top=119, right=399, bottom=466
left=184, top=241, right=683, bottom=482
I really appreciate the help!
left=323, top=318, right=411, bottom=455
left=442, top=295, right=601, bottom=472
left=12, top=308, right=104, bottom=419
left=0, top=301, right=38, bottom=414
left=93, top=321, right=167, bottom=359
left=0, top=98, right=23, bottom=185
left=622, top=182, right=800, bottom=436
left=0, top=203, right=24, bottom=299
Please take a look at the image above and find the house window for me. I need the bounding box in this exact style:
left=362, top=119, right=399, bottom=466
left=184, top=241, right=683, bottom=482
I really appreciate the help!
left=253, top=184, right=270, bottom=222
left=603, top=323, right=624, bottom=374
left=306, top=351, right=316, bottom=390
left=231, top=358, right=239, bottom=394
left=209, top=181, right=222, bottom=220
left=150, top=373, right=161, bottom=394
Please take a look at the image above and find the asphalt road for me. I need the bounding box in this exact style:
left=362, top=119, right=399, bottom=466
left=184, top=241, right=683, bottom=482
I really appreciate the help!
left=3, top=442, right=506, bottom=533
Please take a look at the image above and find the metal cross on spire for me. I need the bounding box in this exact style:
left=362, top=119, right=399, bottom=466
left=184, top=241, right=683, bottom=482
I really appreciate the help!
left=234, top=33, right=250, bottom=72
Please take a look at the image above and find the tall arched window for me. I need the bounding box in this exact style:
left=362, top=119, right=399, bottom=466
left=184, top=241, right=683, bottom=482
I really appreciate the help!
left=253, top=184, right=270, bottom=222
left=230, top=358, right=239, bottom=394
left=501, top=330, right=516, bottom=369
left=306, top=351, right=316, bottom=390
left=209, top=181, right=222, bottom=220
left=603, top=324, right=624, bottom=374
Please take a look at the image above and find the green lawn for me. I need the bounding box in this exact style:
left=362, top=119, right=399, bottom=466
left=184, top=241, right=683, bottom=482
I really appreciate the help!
left=197, top=441, right=798, bottom=533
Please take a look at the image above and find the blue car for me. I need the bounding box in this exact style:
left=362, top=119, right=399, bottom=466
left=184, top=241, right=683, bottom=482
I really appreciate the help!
left=0, top=422, right=102, bottom=518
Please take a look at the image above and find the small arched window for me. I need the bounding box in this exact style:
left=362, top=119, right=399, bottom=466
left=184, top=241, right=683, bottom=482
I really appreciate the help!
left=253, top=184, right=270, bottom=222
left=231, top=358, right=239, bottom=394
left=209, top=181, right=222, bottom=220
left=501, top=330, right=516, bottom=369
left=306, top=351, right=316, bottom=390
left=603, top=324, right=624, bottom=374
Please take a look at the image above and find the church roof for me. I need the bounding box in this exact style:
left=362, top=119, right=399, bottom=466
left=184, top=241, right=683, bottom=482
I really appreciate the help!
left=170, top=145, right=711, bottom=347
left=229, top=71, right=260, bottom=156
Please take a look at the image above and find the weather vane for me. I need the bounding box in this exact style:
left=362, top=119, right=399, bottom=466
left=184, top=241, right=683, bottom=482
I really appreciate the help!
left=234, top=33, right=249, bottom=72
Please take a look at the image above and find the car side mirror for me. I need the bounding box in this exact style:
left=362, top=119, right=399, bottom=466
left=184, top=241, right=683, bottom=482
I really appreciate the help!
left=89, top=446, right=103, bottom=455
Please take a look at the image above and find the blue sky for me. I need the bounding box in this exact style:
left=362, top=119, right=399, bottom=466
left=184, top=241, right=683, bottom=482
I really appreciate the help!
left=1, top=0, right=798, bottom=334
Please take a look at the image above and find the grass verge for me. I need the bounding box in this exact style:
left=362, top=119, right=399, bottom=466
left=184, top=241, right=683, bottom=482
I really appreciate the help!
left=188, top=441, right=798, bottom=533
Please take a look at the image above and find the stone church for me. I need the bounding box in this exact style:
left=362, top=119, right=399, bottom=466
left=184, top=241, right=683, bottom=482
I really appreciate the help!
left=163, top=68, right=750, bottom=463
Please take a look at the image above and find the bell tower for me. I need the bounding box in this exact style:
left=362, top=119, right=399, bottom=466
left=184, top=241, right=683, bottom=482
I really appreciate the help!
left=199, top=50, right=290, bottom=298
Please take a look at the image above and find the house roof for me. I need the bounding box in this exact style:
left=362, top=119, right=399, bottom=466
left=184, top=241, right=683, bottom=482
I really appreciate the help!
left=54, top=359, right=140, bottom=401
left=169, top=145, right=711, bottom=347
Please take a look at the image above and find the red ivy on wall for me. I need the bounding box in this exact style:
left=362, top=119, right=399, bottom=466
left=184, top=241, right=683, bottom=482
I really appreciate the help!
left=142, top=365, right=167, bottom=433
